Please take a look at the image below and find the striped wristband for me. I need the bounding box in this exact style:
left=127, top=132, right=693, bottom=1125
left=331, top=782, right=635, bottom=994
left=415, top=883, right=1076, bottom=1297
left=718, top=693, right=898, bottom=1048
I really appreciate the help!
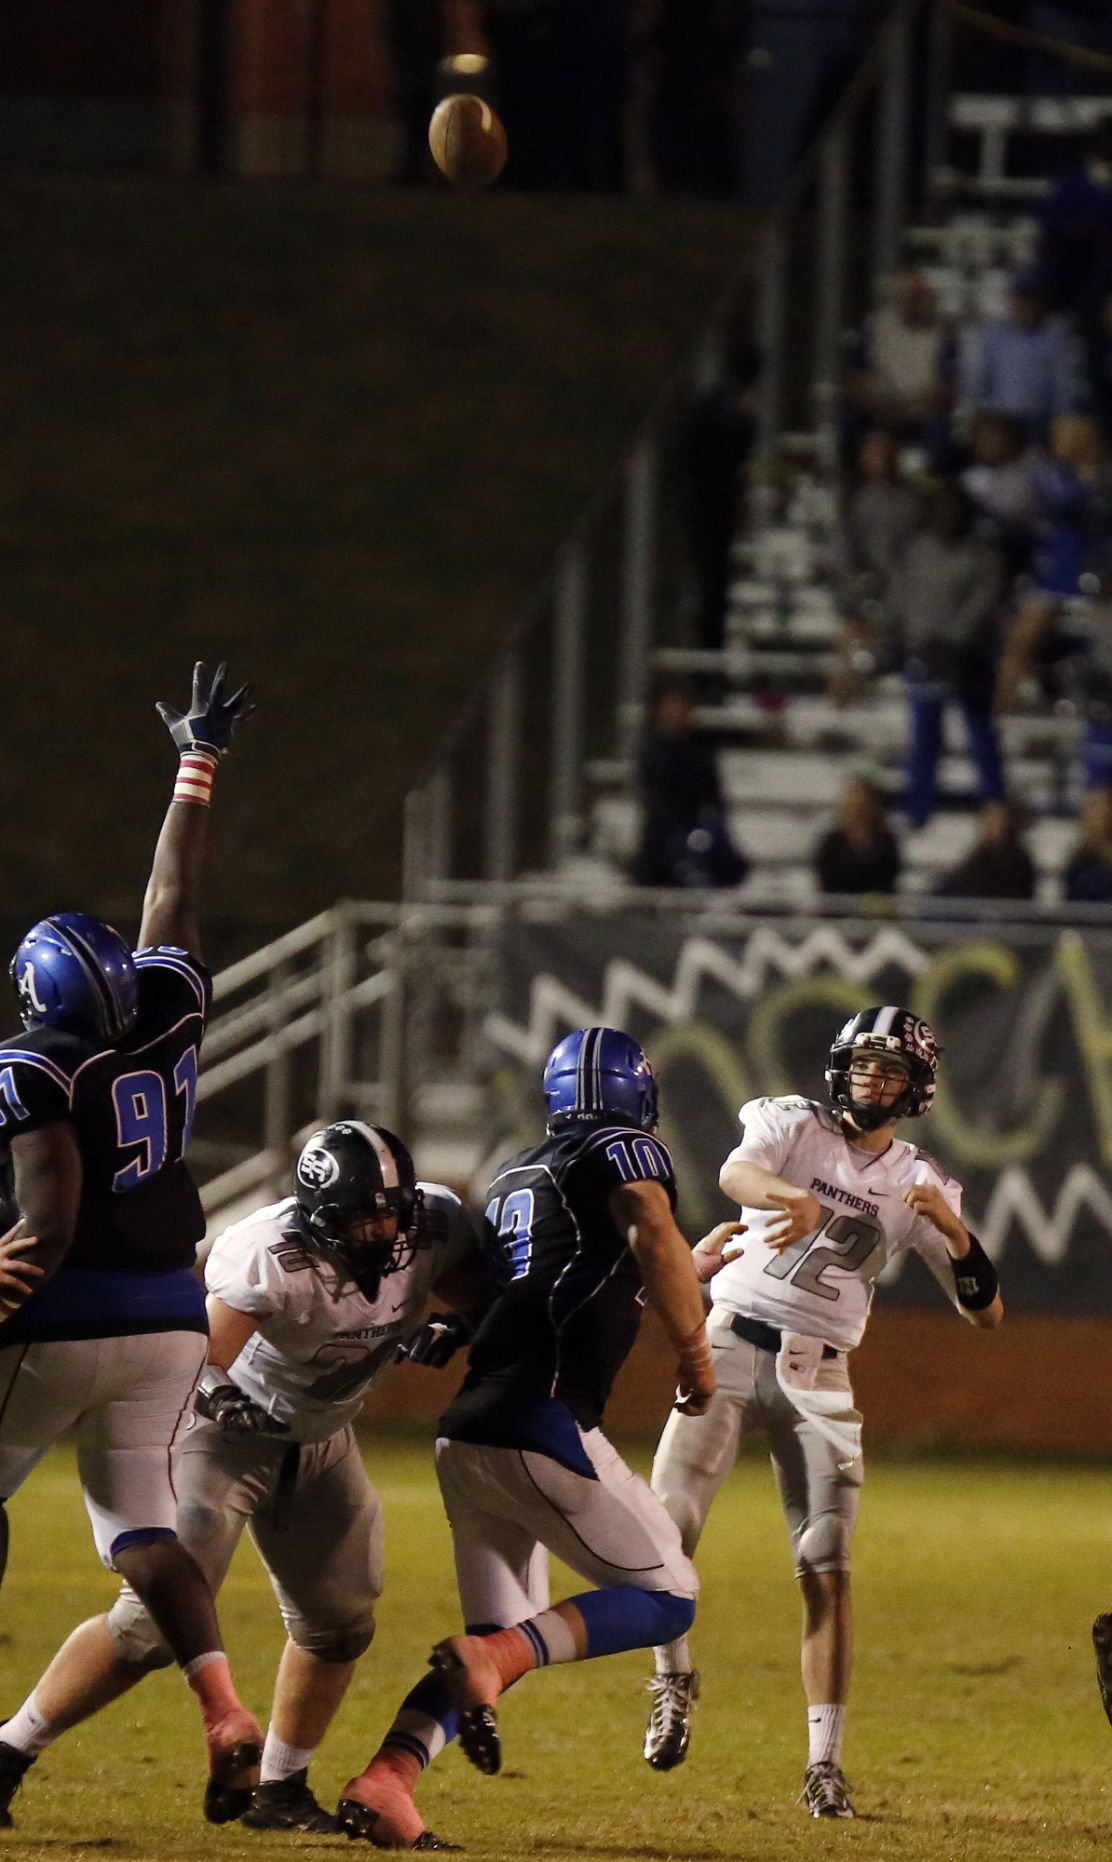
left=173, top=751, right=218, bottom=807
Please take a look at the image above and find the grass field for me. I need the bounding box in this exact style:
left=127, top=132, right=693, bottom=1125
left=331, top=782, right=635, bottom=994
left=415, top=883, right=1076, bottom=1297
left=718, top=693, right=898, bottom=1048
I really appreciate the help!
left=3, top=1436, right=1111, bottom=1862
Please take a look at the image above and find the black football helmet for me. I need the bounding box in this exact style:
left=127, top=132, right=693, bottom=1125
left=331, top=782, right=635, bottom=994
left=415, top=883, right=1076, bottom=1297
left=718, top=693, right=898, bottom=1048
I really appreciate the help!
left=294, top=1121, right=422, bottom=1298
left=825, top=1006, right=939, bottom=1132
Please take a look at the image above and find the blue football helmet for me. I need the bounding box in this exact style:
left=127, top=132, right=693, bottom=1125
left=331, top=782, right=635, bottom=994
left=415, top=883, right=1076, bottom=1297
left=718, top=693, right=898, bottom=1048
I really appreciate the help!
left=542, top=1026, right=659, bottom=1132
left=10, top=913, right=139, bottom=1044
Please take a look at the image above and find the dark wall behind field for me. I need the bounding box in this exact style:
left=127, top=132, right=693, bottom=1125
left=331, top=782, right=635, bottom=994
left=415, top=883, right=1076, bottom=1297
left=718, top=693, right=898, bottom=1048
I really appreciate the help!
left=1, top=178, right=750, bottom=955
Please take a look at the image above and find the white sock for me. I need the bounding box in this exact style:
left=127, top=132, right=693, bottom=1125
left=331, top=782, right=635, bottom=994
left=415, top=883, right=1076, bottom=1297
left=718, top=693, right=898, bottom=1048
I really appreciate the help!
left=654, top=1638, right=693, bottom=1678
left=522, top=1608, right=580, bottom=1666
left=807, top=1703, right=846, bottom=1767
left=2, top=1691, right=57, bottom=1758
left=260, top=1730, right=314, bottom=1785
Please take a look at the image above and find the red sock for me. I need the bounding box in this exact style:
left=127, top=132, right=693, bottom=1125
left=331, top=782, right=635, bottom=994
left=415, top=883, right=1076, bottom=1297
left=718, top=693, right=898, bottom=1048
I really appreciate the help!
left=368, top=1745, right=422, bottom=1793
left=475, top=1627, right=535, bottom=1690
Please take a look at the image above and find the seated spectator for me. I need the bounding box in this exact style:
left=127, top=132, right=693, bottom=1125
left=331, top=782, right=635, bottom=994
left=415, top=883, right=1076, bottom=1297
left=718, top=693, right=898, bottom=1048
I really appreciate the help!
left=843, top=271, right=956, bottom=464
left=889, top=479, right=1007, bottom=828
left=996, top=413, right=1112, bottom=712
left=632, top=680, right=748, bottom=888
left=934, top=799, right=1036, bottom=902
left=814, top=769, right=901, bottom=896
left=1063, top=787, right=1112, bottom=904
left=960, top=270, right=1084, bottom=440
left=1038, top=115, right=1112, bottom=325
left=829, top=427, right=922, bottom=706
left=960, top=410, right=1041, bottom=572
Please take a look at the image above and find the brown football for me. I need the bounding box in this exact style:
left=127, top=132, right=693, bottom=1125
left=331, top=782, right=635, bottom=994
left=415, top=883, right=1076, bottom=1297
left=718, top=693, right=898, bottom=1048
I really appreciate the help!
left=428, top=94, right=508, bottom=188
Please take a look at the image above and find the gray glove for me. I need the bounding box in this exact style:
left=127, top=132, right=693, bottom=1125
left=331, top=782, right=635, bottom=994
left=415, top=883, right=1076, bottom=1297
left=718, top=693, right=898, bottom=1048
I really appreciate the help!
left=195, top=1366, right=288, bottom=1438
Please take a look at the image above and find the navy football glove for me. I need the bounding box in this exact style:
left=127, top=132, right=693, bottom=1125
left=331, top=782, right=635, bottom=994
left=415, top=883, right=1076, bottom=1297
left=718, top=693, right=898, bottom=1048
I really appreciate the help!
left=395, top=1312, right=472, bottom=1369
left=157, top=660, right=255, bottom=757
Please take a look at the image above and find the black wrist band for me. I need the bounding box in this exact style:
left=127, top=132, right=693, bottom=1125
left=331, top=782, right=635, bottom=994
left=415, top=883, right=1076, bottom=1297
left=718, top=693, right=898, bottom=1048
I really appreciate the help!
left=950, top=1232, right=999, bottom=1311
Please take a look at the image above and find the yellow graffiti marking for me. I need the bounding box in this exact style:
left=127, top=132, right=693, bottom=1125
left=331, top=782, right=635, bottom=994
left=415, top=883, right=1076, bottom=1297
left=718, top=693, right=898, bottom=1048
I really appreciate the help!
left=913, top=941, right=1061, bottom=1166
left=1056, top=932, right=1112, bottom=1166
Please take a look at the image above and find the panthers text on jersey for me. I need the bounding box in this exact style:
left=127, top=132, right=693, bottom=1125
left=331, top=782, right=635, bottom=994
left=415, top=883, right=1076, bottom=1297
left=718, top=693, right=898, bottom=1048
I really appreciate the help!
left=439, top=1122, right=677, bottom=1463
left=0, top=947, right=212, bottom=1346
left=713, top=1096, right=963, bottom=1351
left=204, top=1184, right=478, bottom=1443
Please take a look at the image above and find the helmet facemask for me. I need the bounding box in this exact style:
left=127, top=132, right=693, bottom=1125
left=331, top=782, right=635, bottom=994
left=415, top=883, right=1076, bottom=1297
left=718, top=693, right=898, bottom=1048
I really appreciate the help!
left=294, top=1122, right=422, bottom=1300
left=826, top=1008, right=939, bottom=1132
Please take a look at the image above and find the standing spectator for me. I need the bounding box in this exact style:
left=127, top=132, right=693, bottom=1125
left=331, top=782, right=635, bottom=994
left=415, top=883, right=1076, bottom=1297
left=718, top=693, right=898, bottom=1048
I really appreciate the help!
left=996, top=414, right=1112, bottom=713
left=934, top=800, right=1037, bottom=902
left=1038, top=115, right=1112, bottom=324
left=686, top=334, right=759, bottom=653
left=889, top=481, right=1007, bottom=829
left=842, top=272, right=957, bottom=464
left=633, top=682, right=747, bottom=888
left=960, top=270, right=1084, bottom=440
left=813, top=771, right=901, bottom=897
left=1064, top=787, right=1112, bottom=904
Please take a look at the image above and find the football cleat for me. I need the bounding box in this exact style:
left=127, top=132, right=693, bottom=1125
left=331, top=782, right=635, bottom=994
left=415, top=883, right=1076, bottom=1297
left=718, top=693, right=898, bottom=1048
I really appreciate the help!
left=801, top=1760, right=855, bottom=1819
left=241, top=1769, right=337, bottom=1833
left=203, top=1706, right=263, bottom=1824
left=335, top=1795, right=460, bottom=1849
left=643, top=1670, right=699, bottom=1771
left=0, top=1739, right=34, bottom=1829
left=428, top=1637, right=503, bottom=1776
left=1093, top=1613, right=1112, bottom=1729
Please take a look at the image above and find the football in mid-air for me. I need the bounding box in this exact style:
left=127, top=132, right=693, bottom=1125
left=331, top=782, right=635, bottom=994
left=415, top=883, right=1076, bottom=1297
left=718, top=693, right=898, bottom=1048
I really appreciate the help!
left=428, top=94, right=508, bottom=188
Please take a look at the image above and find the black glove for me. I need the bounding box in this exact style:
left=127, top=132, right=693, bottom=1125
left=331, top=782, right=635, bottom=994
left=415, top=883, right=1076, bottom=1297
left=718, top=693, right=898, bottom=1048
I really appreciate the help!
left=195, top=1372, right=288, bottom=1438
left=395, top=1312, right=472, bottom=1369
left=157, top=660, right=255, bottom=758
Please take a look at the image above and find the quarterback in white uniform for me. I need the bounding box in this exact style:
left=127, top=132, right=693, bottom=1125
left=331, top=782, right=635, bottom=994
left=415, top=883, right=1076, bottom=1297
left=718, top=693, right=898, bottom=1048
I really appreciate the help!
left=0, top=1122, right=487, bottom=1834
left=643, top=1006, right=1003, bottom=1820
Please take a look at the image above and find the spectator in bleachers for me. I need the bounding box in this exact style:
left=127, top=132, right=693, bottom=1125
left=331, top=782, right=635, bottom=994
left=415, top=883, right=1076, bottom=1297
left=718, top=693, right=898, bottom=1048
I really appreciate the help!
left=842, top=271, right=957, bottom=465
left=632, top=680, right=748, bottom=888
left=960, top=269, right=1084, bottom=441
left=1038, top=115, right=1112, bottom=325
left=828, top=428, right=922, bottom=707
left=1063, top=786, right=1112, bottom=904
left=934, top=799, right=1036, bottom=902
left=813, top=768, right=901, bottom=897
left=996, top=413, right=1112, bottom=713
left=889, top=480, right=1007, bottom=829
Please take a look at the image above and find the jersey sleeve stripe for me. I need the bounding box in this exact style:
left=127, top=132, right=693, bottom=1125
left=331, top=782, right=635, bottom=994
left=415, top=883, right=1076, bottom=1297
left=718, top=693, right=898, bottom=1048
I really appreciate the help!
left=0, top=1050, right=75, bottom=1095
left=133, top=953, right=208, bottom=1009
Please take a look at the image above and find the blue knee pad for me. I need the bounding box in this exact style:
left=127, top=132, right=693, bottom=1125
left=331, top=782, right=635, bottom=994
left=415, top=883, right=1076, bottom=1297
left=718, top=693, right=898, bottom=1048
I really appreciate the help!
left=574, top=1588, right=696, bottom=1658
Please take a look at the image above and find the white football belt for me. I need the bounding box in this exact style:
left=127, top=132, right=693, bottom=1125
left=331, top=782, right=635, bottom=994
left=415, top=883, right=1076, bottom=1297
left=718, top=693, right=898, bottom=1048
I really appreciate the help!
left=775, top=1332, right=862, bottom=1472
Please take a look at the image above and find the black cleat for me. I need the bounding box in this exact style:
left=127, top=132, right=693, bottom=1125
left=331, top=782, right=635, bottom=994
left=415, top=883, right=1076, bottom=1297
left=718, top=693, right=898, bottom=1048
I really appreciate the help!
left=1094, top=1614, right=1112, bottom=1728
left=335, top=1796, right=461, bottom=1849
left=801, top=1760, right=855, bottom=1819
left=242, top=1769, right=337, bottom=1833
left=0, top=1740, right=34, bottom=1830
left=429, top=1640, right=502, bottom=1777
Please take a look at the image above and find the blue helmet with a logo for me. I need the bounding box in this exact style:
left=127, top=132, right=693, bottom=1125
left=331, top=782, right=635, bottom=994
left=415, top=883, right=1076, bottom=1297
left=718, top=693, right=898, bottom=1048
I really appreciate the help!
left=10, top=913, right=139, bottom=1045
left=542, top=1026, right=659, bottom=1133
